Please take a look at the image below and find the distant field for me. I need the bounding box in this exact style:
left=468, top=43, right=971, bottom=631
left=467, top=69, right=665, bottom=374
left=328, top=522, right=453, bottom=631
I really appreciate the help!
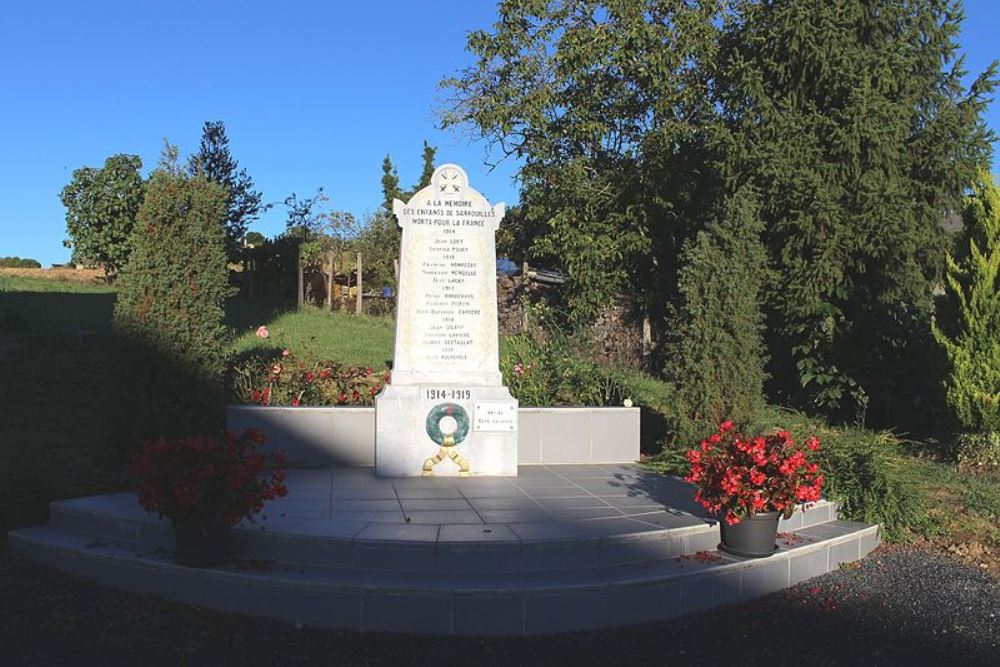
left=0, top=266, right=105, bottom=284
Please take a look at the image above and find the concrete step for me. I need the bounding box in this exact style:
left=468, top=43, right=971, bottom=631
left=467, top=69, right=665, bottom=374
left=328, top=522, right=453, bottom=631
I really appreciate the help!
left=47, top=494, right=840, bottom=573
left=8, top=519, right=879, bottom=635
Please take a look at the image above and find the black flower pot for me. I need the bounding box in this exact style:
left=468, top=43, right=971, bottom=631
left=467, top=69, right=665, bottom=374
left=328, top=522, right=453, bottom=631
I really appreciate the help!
left=172, top=515, right=231, bottom=567
left=718, top=510, right=779, bottom=558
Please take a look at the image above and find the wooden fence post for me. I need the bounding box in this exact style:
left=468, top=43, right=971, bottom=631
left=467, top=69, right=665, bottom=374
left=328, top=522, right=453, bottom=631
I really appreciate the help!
left=297, top=248, right=304, bottom=310
left=355, top=252, right=363, bottom=315
left=325, top=251, right=334, bottom=311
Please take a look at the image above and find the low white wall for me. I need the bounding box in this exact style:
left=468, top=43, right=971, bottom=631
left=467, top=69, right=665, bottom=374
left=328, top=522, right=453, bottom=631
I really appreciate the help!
left=227, top=405, right=640, bottom=467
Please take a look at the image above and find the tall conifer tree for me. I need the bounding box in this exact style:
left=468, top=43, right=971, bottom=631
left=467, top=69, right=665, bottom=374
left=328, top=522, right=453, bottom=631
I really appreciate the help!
left=188, top=121, right=263, bottom=260
left=717, top=0, right=997, bottom=421
left=932, top=170, right=1000, bottom=434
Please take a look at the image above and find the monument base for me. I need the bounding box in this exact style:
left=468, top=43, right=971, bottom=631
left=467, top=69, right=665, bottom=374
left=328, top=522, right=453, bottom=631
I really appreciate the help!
left=375, top=384, right=518, bottom=477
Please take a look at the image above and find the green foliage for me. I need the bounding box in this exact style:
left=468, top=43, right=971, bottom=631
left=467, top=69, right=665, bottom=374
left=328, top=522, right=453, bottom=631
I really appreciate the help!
left=718, top=0, right=998, bottom=421
left=113, top=166, right=231, bottom=445
left=365, top=141, right=440, bottom=289
left=416, top=140, right=436, bottom=191
left=0, top=257, right=42, bottom=268
left=60, top=154, right=145, bottom=277
left=244, top=231, right=266, bottom=247
left=443, top=1, right=719, bottom=318
left=188, top=120, right=264, bottom=261
left=355, top=211, right=401, bottom=289
left=447, top=0, right=997, bottom=432
left=380, top=155, right=402, bottom=212
left=664, top=188, right=769, bottom=444
left=500, top=311, right=632, bottom=406
left=956, top=431, right=1000, bottom=471
left=652, top=406, right=927, bottom=541
left=283, top=188, right=328, bottom=241
left=932, top=170, right=1000, bottom=434
left=748, top=408, right=928, bottom=541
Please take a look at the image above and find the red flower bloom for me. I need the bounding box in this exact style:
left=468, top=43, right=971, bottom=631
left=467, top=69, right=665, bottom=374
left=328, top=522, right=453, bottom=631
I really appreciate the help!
left=684, top=421, right=824, bottom=522
left=131, top=430, right=288, bottom=528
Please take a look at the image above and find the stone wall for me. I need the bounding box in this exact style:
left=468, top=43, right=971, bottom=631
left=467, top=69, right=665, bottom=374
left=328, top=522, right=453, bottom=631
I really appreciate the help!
left=496, top=274, right=645, bottom=369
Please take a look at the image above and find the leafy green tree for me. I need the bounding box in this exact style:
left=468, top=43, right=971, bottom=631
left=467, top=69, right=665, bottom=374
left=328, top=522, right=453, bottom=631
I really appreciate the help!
left=355, top=211, right=399, bottom=288
left=114, top=155, right=230, bottom=443
left=447, top=0, right=997, bottom=429
left=188, top=120, right=264, bottom=260
left=442, top=0, right=720, bottom=319
left=0, top=257, right=42, bottom=269
left=244, top=231, right=266, bottom=247
left=665, top=189, right=769, bottom=443
left=717, top=0, right=997, bottom=421
left=60, top=154, right=145, bottom=278
left=932, top=170, right=1000, bottom=434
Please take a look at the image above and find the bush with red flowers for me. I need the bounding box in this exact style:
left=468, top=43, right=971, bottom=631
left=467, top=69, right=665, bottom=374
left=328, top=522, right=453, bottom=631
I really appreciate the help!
left=684, top=420, right=824, bottom=526
left=132, top=429, right=288, bottom=527
left=230, top=349, right=387, bottom=407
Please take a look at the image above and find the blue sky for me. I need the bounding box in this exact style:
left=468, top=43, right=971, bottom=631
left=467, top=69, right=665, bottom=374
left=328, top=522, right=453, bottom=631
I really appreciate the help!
left=1, top=1, right=998, bottom=267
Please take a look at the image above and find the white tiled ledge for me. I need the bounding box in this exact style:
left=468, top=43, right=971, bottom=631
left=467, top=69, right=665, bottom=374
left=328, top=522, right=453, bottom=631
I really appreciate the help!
left=226, top=405, right=640, bottom=467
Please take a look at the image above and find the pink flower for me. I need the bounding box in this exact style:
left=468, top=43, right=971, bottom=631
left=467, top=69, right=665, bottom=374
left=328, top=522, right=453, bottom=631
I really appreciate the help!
left=256, top=326, right=269, bottom=339
left=513, top=362, right=525, bottom=375
left=282, top=349, right=290, bottom=357
left=271, top=363, right=282, bottom=375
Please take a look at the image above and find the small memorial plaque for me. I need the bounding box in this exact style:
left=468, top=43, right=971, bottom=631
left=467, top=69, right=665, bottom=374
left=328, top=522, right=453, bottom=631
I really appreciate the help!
left=474, top=403, right=518, bottom=432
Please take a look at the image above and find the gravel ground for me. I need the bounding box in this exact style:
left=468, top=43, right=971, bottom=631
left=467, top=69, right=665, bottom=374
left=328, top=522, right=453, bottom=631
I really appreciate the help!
left=1, top=542, right=997, bottom=666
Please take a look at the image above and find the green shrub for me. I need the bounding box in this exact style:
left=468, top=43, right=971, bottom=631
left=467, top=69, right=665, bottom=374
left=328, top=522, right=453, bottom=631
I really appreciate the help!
left=932, top=170, right=1000, bottom=436
left=747, top=408, right=926, bottom=541
left=500, top=313, right=632, bottom=407
left=650, top=406, right=927, bottom=541
left=113, top=162, right=230, bottom=446
left=957, top=431, right=1000, bottom=471
left=229, top=348, right=387, bottom=406
left=664, top=189, right=769, bottom=445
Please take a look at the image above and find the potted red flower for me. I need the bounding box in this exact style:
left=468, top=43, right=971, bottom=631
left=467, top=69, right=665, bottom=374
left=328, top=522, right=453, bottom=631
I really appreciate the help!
left=684, top=420, right=824, bottom=557
left=132, top=428, right=288, bottom=567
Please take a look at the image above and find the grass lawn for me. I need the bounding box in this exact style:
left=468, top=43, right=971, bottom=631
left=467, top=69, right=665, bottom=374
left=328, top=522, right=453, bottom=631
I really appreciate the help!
left=229, top=303, right=395, bottom=370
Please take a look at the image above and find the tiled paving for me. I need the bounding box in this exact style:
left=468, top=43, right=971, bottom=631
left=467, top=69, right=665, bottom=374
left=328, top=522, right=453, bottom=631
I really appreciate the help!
left=246, top=465, right=712, bottom=539
left=12, top=463, right=878, bottom=635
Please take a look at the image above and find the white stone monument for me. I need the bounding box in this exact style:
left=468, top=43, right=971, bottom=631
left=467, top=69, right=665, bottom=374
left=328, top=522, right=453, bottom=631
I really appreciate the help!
left=375, top=164, right=518, bottom=477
